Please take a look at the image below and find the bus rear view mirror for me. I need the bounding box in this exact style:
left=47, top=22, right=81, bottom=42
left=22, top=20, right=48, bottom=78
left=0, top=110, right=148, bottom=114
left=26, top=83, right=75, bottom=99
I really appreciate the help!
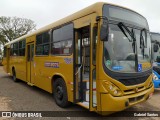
left=100, top=24, right=108, bottom=41
left=154, top=43, right=159, bottom=52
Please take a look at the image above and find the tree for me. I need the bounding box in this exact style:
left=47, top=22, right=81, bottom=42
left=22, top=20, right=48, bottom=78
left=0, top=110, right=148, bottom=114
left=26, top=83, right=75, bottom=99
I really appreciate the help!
left=0, top=16, right=36, bottom=44
left=0, top=34, right=7, bottom=45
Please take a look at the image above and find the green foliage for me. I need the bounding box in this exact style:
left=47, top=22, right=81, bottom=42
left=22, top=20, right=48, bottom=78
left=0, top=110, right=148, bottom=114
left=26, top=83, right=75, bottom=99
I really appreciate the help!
left=0, top=16, right=36, bottom=44
left=0, top=34, right=7, bottom=45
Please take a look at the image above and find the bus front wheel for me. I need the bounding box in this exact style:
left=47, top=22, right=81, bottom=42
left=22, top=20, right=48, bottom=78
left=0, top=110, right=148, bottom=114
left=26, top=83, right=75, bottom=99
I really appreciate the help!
left=53, top=78, right=70, bottom=108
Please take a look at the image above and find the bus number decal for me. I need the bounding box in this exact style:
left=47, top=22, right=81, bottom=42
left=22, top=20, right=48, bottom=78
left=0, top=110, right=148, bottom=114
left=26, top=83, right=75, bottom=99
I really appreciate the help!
left=112, top=66, right=123, bottom=71
left=45, top=62, right=59, bottom=68
left=64, top=58, right=73, bottom=64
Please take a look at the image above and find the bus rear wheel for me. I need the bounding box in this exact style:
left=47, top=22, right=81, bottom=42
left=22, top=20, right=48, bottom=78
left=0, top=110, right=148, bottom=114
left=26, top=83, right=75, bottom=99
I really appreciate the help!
left=12, top=69, right=18, bottom=82
left=53, top=78, right=70, bottom=108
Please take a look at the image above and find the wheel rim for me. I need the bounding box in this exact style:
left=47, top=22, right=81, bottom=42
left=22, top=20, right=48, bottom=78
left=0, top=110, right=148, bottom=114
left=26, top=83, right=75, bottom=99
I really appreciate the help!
left=56, top=85, right=63, bottom=100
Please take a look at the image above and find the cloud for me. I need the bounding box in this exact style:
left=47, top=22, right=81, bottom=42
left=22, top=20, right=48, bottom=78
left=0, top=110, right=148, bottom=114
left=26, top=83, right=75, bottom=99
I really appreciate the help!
left=0, top=0, right=159, bottom=32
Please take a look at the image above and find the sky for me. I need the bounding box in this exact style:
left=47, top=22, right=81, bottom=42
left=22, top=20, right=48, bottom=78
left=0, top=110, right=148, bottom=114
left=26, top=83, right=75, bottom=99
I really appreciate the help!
left=0, top=0, right=160, bottom=33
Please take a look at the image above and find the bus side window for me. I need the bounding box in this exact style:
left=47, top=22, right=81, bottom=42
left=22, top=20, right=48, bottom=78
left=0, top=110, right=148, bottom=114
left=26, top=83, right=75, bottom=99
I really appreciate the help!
left=19, top=39, right=26, bottom=56
left=51, top=23, right=73, bottom=55
left=36, top=31, right=50, bottom=55
left=13, top=42, right=19, bottom=56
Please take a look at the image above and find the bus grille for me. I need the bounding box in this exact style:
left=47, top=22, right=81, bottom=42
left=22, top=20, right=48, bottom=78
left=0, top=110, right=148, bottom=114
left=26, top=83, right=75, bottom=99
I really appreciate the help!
left=118, top=75, right=149, bottom=86
left=129, top=95, right=144, bottom=103
left=124, top=86, right=145, bottom=95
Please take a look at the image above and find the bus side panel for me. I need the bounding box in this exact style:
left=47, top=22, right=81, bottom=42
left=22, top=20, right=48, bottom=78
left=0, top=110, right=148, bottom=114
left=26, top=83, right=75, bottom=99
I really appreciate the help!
left=2, top=47, right=10, bottom=74
left=9, top=56, right=26, bottom=82
left=34, top=56, right=52, bottom=93
left=16, top=56, right=27, bottom=82
left=33, top=55, right=73, bottom=101
left=9, top=56, right=16, bottom=75
left=2, top=57, right=7, bottom=73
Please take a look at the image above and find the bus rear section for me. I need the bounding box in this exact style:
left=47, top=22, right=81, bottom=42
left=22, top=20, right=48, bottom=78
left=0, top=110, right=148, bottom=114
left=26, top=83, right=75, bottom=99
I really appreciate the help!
left=151, top=32, right=160, bottom=88
left=2, top=46, right=10, bottom=74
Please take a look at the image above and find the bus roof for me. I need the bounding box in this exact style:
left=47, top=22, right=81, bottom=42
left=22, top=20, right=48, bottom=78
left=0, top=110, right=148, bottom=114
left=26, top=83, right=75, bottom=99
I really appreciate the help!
left=151, top=32, right=160, bottom=42
left=151, top=32, right=160, bottom=35
left=4, top=2, right=146, bottom=46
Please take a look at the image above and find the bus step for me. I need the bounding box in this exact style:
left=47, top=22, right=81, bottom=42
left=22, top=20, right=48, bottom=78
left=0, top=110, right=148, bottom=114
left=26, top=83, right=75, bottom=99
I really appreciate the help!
left=27, top=82, right=34, bottom=86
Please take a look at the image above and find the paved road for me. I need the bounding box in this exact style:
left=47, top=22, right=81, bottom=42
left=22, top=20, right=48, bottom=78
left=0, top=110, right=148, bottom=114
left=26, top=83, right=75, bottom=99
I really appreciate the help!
left=0, top=66, right=159, bottom=120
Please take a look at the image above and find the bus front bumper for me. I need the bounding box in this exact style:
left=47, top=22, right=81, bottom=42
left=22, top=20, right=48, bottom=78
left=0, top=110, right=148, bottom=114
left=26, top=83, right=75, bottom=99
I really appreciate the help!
left=99, top=85, right=154, bottom=115
left=153, top=80, right=160, bottom=88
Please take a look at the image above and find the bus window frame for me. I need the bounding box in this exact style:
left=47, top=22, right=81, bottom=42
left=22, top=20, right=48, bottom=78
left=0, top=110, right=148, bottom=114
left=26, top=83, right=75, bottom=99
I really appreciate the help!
left=19, top=39, right=26, bottom=56
left=12, top=42, right=19, bottom=56
left=51, top=22, right=74, bottom=56
left=35, top=30, right=50, bottom=56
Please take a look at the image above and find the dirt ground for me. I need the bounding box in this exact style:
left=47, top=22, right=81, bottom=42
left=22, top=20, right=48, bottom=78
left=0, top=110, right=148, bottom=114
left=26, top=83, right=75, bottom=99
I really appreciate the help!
left=0, top=66, right=160, bottom=120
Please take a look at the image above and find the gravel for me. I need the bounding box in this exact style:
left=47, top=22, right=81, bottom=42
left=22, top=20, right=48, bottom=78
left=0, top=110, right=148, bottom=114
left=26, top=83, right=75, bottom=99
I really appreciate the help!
left=0, top=66, right=160, bottom=120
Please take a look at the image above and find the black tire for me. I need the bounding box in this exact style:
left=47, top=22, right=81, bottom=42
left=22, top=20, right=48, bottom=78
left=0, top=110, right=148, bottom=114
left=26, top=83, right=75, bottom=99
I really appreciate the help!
left=12, top=69, right=18, bottom=82
left=53, top=78, right=70, bottom=108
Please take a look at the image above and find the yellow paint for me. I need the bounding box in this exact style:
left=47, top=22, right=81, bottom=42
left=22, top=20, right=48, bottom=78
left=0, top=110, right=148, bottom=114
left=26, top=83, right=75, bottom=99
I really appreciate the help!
left=141, top=62, right=151, bottom=70
left=2, top=2, right=153, bottom=116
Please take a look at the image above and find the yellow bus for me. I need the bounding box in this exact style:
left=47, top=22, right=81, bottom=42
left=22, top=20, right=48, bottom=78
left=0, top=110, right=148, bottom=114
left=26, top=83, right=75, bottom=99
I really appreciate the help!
left=2, top=2, right=154, bottom=115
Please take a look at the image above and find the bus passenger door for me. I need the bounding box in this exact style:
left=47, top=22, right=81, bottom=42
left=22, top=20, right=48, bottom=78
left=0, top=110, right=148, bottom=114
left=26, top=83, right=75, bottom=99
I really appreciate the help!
left=27, top=43, right=34, bottom=84
left=74, top=24, right=97, bottom=110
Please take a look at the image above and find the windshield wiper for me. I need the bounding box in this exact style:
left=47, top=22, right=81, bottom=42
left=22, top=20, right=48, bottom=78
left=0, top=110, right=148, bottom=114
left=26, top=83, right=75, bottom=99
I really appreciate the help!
left=118, top=22, right=136, bottom=42
left=140, top=28, right=147, bottom=59
left=131, top=29, right=136, bottom=53
left=118, top=22, right=136, bottom=52
left=118, top=22, right=138, bottom=71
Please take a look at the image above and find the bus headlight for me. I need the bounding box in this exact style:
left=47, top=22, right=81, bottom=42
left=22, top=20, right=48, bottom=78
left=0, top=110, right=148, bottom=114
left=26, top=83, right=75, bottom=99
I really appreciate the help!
left=147, top=81, right=153, bottom=88
left=109, top=84, right=113, bottom=90
left=152, top=73, right=159, bottom=80
left=114, top=90, right=118, bottom=95
left=103, top=81, right=123, bottom=96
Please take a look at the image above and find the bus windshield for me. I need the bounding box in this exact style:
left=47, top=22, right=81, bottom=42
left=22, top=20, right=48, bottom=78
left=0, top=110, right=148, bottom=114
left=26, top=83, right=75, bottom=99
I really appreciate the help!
left=151, top=33, right=160, bottom=42
left=151, top=33, right=160, bottom=62
left=103, top=4, right=149, bottom=29
left=103, top=5, right=151, bottom=73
